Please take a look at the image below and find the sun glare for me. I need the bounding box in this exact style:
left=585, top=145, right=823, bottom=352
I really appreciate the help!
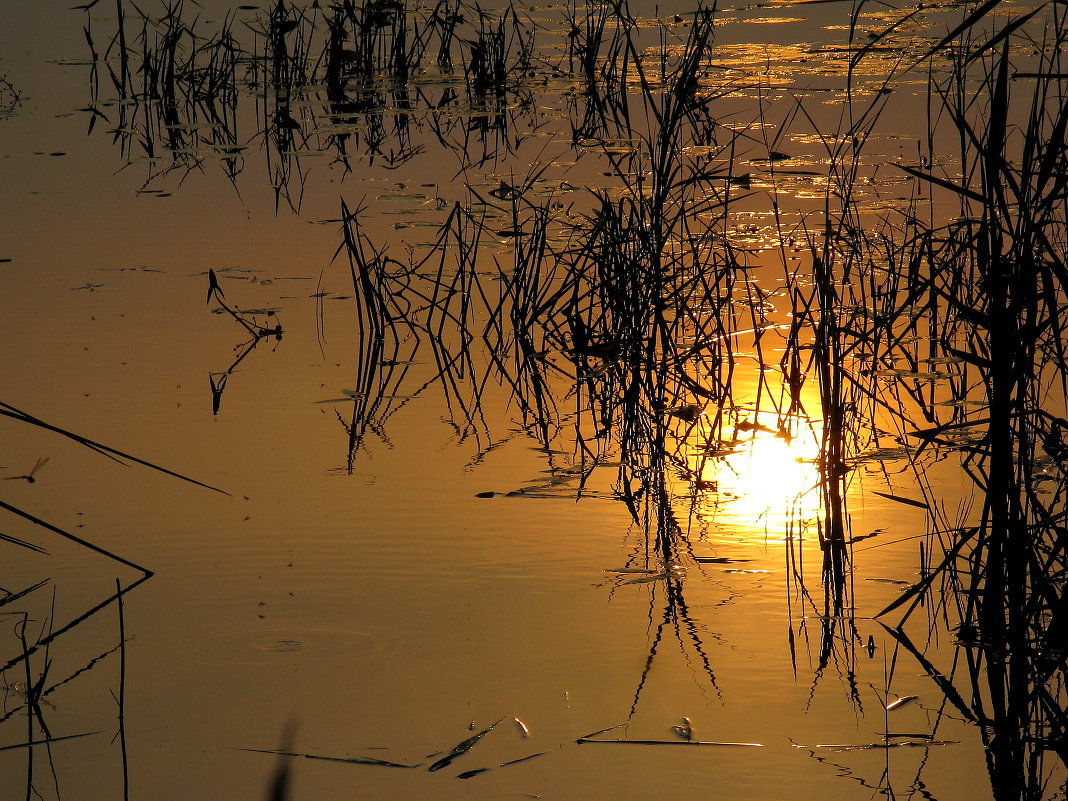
left=698, top=423, right=823, bottom=532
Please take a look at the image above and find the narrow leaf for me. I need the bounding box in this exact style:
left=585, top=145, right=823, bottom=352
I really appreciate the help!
left=871, top=490, right=929, bottom=510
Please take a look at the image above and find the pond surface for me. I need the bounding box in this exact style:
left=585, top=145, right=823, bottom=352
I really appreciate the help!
left=1, top=1, right=1065, bottom=800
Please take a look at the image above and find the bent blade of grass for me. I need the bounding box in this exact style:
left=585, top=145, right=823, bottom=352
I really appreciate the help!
left=0, top=531, right=49, bottom=555
left=428, top=718, right=504, bottom=771
left=871, top=490, right=929, bottom=511
left=892, top=163, right=986, bottom=204
left=915, top=0, right=1005, bottom=66
left=457, top=749, right=553, bottom=779
left=965, top=5, right=1045, bottom=66
left=0, top=499, right=150, bottom=577
left=576, top=738, right=764, bottom=746
left=878, top=622, right=976, bottom=721
left=0, top=578, right=51, bottom=609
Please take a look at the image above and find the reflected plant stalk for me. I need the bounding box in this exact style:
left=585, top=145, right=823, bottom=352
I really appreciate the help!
left=205, top=268, right=284, bottom=416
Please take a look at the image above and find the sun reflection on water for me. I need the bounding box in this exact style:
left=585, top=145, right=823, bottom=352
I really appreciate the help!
left=697, top=421, right=823, bottom=534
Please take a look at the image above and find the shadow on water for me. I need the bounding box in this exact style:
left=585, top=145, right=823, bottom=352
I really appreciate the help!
left=30, top=0, right=1068, bottom=797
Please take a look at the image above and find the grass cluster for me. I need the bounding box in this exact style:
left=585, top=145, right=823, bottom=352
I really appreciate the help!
left=4, top=0, right=1065, bottom=797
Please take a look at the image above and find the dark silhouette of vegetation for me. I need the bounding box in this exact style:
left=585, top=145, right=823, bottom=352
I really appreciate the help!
left=45, top=0, right=1068, bottom=797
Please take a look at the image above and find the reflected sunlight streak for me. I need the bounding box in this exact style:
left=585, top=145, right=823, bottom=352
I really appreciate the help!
left=698, top=425, right=823, bottom=534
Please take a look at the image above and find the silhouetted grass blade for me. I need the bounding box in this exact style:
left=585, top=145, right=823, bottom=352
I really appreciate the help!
left=576, top=738, right=763, bottom=746
left=0, top=531, right=48, bottom=554
left=892, top=163, right=986, bottom=204
left=875, top=529, right=977, bottom=620
left=870, top=490, right=929, bottom=510
left=0, top=732, right=101, bottom=751
left=457, top=750, right=552, bottom=779
left=239, top=748, right=419, bottom=768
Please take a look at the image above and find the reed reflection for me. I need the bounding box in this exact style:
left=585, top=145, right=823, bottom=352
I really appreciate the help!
left=59, top=0, right=1068, bottom=796
left=81, top=0, right=543, bottom=211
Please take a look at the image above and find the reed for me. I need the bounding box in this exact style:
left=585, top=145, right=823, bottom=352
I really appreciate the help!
left=851, top=2, right=1068, bottom=796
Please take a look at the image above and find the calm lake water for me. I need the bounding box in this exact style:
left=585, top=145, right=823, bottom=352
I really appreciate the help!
left=1, top=1, right=1063, bottom=799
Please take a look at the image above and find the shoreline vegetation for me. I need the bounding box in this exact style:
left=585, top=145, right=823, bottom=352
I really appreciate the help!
left=3, top=0, right=1066, bottom=798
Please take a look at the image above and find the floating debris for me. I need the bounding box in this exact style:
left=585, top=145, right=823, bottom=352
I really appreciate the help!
left=0, top=732, right=100, bottom=752
left=810, top=740, right=957, bottom=751
left=577, top=738, right=763, bottom=747
left=885, top=694, right=919, bottom=711
left=671, top=717, right=693, bottom=741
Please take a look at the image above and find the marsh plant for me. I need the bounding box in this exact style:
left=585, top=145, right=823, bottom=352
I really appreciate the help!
left=328, top=2, right=1068, bottom=798
left=58, top=0, right=1068, bottom=797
